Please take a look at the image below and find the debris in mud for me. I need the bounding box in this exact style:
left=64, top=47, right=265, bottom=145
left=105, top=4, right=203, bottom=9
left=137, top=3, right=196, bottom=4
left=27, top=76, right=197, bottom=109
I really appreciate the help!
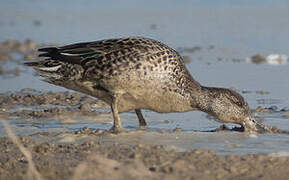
left=74, top=126, right=105, bottom=135
left=241, top=90, right=270, bottom=95
left=248, top=54, right=266, bottom=64
left=282, top=111, right=289, bottom=118
left=254, top=106, right=271, bottom=113
left=246, top=54, right=288, bottom=65
left=207, top=45, right=215, bottom=50
left=177, top=46, right=202, bottom=53
left=255, top=90, right=270, bottom=95
left=254, top=105, right=289, bottom=115
left=0, top=88, right=109, bottom=119
left=214, top=124, right=244, bottom=132
left=257, top=98, right=281, bottom=105
left=266, top=54, right=288, bottom=65
left=1, top=133, right=289, bottom=180
left=173, top=128, right=182, bottom=133
left=231, top=58, right=243, bottom=63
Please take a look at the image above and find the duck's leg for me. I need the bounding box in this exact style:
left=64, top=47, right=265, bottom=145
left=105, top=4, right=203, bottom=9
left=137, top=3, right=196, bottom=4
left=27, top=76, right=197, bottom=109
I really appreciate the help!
left=109, top=95, right=124, bottom=133
left=135, top=109, right=148, bottom=130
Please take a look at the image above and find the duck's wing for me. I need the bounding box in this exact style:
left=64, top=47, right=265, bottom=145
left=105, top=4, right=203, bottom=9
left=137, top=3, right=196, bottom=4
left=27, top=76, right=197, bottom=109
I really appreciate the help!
left=25, top=37, right=176, bottom=81
left=37, top=37, right=167, bottom=66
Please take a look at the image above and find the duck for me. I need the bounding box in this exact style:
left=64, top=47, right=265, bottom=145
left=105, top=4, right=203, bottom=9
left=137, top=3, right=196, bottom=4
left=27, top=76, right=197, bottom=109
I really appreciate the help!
left=25, top=37, right=260, bottom=133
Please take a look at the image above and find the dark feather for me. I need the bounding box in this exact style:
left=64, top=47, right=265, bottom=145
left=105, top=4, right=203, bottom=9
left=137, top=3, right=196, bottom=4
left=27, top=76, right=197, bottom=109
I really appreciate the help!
left=36, top=37, right=155, bottom=66
left=24, top=61, right=40, bottom=67
left=38, top=47, right=58, bottom=52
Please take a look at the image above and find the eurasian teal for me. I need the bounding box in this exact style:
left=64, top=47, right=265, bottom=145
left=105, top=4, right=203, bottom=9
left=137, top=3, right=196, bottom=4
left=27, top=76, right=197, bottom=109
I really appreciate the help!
left=25, top=37, right=260, bottom=133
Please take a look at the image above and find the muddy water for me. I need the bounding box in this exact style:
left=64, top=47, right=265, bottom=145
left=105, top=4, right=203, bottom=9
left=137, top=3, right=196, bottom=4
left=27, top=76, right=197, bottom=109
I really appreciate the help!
left=1, top=0, right=289, bottom=156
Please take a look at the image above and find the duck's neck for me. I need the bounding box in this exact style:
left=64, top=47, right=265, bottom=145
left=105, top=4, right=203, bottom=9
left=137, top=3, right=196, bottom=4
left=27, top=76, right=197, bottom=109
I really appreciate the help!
left=191, top=86, right=222, bottom=116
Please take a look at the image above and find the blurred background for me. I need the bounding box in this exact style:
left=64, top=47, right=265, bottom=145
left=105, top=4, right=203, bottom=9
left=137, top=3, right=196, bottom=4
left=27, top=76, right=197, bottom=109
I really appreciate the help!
left=1, top=0, right=289, bottom=51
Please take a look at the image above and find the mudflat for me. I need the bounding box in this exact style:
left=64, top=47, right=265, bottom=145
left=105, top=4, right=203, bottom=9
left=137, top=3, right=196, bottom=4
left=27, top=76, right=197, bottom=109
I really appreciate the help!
left=0, top=130, right=289, bottom=180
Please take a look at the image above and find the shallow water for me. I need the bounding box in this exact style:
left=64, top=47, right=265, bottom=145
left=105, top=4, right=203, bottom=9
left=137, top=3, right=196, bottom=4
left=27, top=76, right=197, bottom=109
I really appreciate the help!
left=1, top=0, right=289, bottom=155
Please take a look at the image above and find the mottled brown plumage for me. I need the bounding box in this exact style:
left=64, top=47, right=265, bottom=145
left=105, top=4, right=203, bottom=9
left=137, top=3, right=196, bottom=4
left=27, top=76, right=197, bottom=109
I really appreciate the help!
left=25, top=37, right=259, bottom=133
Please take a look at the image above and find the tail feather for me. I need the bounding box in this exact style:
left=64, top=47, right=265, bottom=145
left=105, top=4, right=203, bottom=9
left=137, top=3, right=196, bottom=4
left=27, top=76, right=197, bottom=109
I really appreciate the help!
left=38, top=47, right=58, bottom=52
left=25, top=44, right=89, bottom=84
left=38, top=47, right=82, bottom=63
left=24, top=61, right=40, bottom=67
left=38, top=53, right=51, bottom=57
left=24, top=60, right=62, bottom=72
left=37, top=44, right=101, bottom=64
left=24, top=61, right=64, bottom=82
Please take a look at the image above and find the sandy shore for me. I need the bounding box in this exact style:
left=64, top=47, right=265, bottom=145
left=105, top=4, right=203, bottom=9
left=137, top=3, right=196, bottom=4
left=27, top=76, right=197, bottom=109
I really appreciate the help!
left=0, top=129, right=289, bottom=180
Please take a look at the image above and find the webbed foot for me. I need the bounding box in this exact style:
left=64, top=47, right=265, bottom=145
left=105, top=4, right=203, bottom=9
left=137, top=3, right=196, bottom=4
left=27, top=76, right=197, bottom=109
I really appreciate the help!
left=139, top=125, right=148, bottom=130
left=108, top=126, right=125, bottom=134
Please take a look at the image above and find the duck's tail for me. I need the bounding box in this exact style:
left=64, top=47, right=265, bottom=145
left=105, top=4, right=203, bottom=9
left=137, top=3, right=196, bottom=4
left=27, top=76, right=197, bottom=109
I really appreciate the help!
left=24, top=59, right=84, bottom=85
left=24, top=61, right=62, bottom=72
left=24, top=59, right=65, bottom=80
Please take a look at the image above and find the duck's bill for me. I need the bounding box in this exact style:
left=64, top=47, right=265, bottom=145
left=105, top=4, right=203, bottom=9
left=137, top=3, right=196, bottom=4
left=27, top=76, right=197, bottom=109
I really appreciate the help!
left=242, top=117, right=270, bottom=133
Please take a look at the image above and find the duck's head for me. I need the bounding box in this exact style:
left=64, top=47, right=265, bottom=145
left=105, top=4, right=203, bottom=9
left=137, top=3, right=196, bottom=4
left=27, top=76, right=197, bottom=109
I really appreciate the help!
left=199, top=87, right=264, bottom=132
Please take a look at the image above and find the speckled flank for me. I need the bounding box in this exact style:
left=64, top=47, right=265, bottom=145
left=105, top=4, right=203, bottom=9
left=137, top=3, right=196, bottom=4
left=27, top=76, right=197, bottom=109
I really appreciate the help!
left=25, top=37, right=256, bottom=132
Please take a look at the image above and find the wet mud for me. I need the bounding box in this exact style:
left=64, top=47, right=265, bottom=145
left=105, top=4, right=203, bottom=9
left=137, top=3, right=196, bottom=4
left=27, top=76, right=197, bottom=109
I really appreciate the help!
left=1, top=130, right=289, bottom=180
left=0, top=89, right=109, bottom=120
